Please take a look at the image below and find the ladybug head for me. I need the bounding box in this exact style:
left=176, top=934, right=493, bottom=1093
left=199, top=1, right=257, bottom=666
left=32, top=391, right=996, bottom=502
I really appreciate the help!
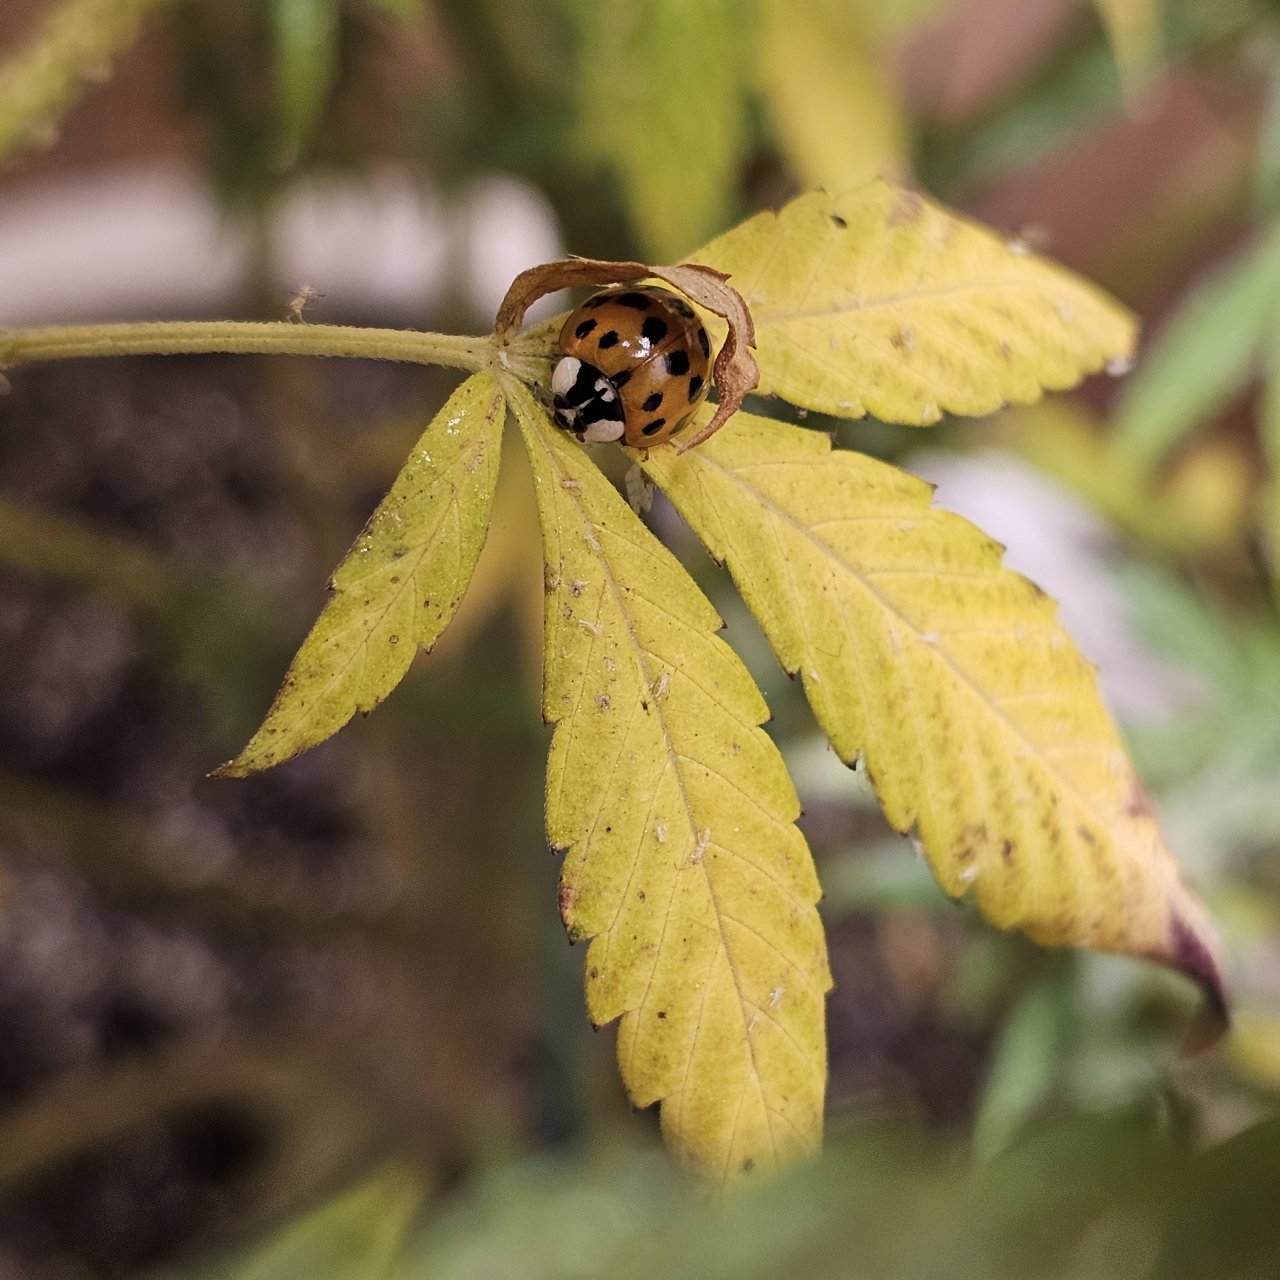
left=551, top=356, right=625, bottom=443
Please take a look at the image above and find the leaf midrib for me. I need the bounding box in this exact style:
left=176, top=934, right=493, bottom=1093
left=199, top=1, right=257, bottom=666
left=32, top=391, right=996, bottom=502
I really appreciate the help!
left=747, top=274, right=1102, bottom=328
left=692, top=447, right=1132, bottom=854
left=536, top=424, right=783, bottom=1176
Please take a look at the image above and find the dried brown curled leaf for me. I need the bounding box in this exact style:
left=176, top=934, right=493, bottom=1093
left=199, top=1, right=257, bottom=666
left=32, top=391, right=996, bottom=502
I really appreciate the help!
left=494, top=257, right=758, bottom=450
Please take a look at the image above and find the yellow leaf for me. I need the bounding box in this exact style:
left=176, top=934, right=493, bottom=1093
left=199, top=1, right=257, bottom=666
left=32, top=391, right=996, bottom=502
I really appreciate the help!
left=570, top=0, right=746, bottom=261
left=509, top=383, right=831, bottom=1184
left=1094, top=0, right=1162, bottom=102
left=689, top=184, right=1138, bottom=424
left=218, top=373, right=506, bottom=776
left=642, top=411, right=1225, bottom=1016
left=425, top=435, right=541, bottom=675
left=757, top=0, right=909, bottom=192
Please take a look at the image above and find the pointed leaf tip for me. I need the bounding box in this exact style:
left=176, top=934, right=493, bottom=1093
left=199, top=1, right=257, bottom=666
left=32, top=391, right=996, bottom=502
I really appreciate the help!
left=218, top=373, right=506, bottom=776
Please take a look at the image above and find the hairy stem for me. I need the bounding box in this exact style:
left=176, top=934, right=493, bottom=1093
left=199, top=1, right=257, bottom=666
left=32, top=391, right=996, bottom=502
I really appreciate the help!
left=0, top=321, right=529, bottom=375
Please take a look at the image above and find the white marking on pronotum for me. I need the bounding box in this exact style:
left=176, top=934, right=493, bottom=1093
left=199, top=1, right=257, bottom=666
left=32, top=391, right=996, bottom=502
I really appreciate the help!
left=551, top=356, right=580, bottom=398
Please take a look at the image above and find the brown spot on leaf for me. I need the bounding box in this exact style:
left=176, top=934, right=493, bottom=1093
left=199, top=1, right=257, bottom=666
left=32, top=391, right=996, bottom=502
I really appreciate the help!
left=888, top=190, right=924, bottom=226
left=558, top=882, right=577, bottom=919
left=1000, top=839, right=1015, bottom=865
left=1166, top=912, right=1229, bottom=1051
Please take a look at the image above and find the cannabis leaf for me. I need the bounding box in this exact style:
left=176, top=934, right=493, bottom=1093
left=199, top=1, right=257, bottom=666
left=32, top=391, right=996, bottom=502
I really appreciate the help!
left=510, top=383, right=830, bottom=1184
left=217, top=373, right=505, bottom=775
left=642, top=411, right=1226, bottom=1017
left=214, top=180, right=1224, bottom=1183
left=690, top=183, right=1137, bottom=424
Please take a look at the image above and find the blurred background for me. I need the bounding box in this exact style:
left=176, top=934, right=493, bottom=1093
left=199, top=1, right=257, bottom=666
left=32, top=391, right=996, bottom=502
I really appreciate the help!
left=1, top=0, right=1280, bottom=1275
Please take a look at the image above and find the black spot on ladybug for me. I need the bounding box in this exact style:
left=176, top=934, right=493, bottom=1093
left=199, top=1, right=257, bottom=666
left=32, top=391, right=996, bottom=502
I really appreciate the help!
left=830, top=213, right=848, bottom=228
left=612, top=369, right=632, bottom=387
left=697, top=328, right=710, bottom=357
left=641, top=391, right=664, bottom=412
left=641, top=418, right=667, bottom=436
left=583, top=293, right=611, bottom=309
left=665, top=350, right=690, bottom=376
left=574, top=318, right=597, bottom=340
left=615, top=292, right=651, bottom=309
left=687, top=375, right=703, bottom=401
left=671, top=298, right=695, bottom=318
left=598, top=330, right=619, bottom=349
left=641, top=315, right=668, bottom=343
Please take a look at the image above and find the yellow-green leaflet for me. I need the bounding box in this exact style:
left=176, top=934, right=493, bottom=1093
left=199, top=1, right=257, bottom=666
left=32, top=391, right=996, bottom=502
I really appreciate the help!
left=689, top=184, right=1137, bottom=424
left=511, top=383, right=830, bottom=1184
left=642, top=412, right=1225, bottom=1014
left=1094, top=0, right=1162, bottom=98
left=570, top=0, right=745, bottom=261
left=219, top=373, right=505, bottom=775
left=756, top=0, right=908, bottom=193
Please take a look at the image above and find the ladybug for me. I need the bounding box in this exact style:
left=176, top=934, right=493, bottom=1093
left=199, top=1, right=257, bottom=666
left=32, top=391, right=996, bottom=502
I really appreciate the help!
left=550, top=285, right=712, bottom=446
